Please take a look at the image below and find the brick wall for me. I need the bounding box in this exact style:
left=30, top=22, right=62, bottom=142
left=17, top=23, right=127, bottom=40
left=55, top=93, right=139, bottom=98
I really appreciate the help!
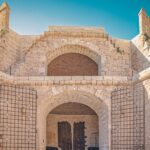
left=47, top=53, right=98, bottom=76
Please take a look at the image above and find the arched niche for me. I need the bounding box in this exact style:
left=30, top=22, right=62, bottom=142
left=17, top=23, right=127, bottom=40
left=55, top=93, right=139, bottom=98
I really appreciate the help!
left=47, top=53, right=98, bottom=76
left=46, top=44, right=101, bottom=76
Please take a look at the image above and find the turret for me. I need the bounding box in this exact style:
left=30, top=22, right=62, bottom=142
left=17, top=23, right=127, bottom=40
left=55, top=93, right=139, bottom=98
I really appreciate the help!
left=0, top=1, right=10, bottom=31
left=138, top=8, right=150, bottom=37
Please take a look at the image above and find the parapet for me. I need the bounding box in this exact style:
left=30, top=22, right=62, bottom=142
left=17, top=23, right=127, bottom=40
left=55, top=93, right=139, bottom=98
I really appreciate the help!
left=45, top=26, right=107, bottom=38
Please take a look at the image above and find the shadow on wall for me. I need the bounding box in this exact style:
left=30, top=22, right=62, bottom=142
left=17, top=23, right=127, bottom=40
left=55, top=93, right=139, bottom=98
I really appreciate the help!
left=131, top=39, right=150, bottom=75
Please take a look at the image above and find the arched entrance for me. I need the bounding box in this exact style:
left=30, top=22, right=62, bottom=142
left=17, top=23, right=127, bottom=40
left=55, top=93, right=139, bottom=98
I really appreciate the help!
left=37, top=90, right=110, bottom=150
left=46, top=102, right=99, bottom=150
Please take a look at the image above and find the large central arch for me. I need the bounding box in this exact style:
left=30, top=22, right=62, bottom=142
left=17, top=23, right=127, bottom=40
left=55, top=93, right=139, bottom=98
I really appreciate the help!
left=37, top=90, right=110, bottom=150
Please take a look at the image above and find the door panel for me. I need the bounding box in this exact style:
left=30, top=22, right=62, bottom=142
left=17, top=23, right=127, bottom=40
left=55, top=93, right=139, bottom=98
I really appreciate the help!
left=58, top=122, right=72, bottom=150
left=73, top=122, right=86, bottom=150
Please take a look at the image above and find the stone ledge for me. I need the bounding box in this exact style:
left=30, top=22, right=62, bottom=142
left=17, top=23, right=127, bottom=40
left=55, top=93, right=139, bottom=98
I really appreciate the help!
left=0, top=72, right=131, bottom=86
left=2, top=68, right=150, bottom=86
left=0, top=67, right=150, bottom=85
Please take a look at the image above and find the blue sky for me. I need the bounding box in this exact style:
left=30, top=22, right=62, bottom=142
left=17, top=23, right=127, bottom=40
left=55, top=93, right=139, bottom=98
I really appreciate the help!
left=2, top=0, right=150, bottom=39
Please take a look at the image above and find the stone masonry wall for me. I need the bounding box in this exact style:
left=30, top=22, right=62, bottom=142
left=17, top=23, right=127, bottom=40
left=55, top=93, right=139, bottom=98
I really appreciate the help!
left=143, top=79, right=150, bottom=150
left=0, top=30, right=20, bottom=72
left=12, top=32, right=131, bottom=77
left=0, top=30, right=37, bottom=73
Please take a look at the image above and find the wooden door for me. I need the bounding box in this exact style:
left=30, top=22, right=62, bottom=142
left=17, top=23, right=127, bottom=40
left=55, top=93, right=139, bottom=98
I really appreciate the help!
left=73, top=122, right=86, bottom=150
left=58, top=122, right=72, bottom=150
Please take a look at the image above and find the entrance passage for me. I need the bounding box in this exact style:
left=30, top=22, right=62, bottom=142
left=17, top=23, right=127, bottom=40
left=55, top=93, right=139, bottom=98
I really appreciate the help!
left=46, top=102, right=99, bottom=150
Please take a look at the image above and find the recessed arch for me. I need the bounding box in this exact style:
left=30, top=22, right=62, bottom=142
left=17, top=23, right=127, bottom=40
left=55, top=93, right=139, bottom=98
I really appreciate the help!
left=47, top=53, right=98, bottom=76
left=50, top=102, right=97, bottom=115
left=46, top=44, right=101, bottom=76
left=47, top=102, right=99, bottom=149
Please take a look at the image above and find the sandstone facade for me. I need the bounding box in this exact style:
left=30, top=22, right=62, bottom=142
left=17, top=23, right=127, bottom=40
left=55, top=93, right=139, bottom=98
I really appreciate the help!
left=0, top=2, right=150, bottom=150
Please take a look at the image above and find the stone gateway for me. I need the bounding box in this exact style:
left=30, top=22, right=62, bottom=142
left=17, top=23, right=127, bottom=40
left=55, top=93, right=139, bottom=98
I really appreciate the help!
left=0, top=2, right=150, bottom=150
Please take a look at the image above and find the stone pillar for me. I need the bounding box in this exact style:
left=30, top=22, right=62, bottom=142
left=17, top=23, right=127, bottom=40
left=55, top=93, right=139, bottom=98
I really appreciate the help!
left=98, top=104, right=110, bottom=150
left=37, top=109, right=47, bottom=150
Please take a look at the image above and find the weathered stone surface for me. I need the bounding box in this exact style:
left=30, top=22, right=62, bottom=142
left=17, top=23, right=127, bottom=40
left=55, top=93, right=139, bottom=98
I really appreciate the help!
left=0, top=2, right=150, bottom=150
